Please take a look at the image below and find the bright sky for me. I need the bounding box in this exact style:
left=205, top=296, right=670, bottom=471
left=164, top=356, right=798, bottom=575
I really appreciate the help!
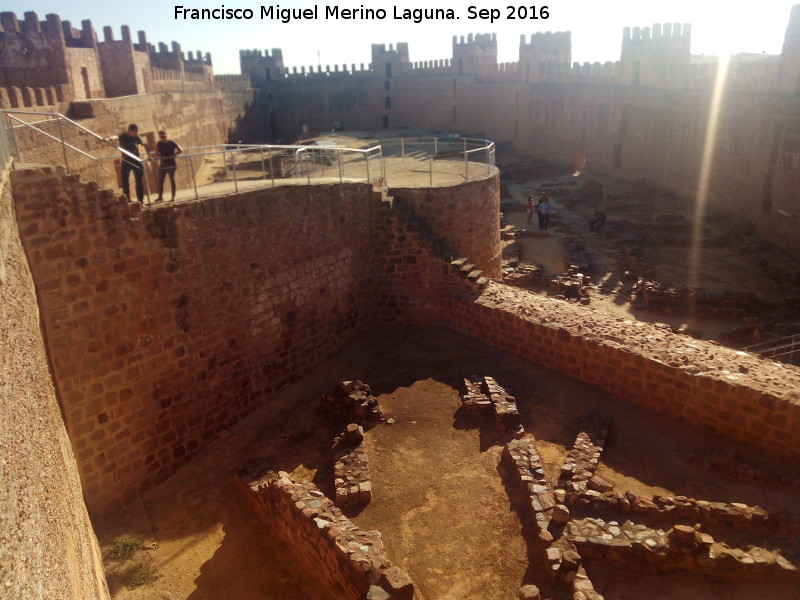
left=4, top=1, right=798, bottom=74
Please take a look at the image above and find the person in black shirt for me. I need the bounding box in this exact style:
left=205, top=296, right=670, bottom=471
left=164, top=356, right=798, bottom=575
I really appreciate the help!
left=155, top=130, right=183, bottom=202
left=117, top=124, right=149, bottom=203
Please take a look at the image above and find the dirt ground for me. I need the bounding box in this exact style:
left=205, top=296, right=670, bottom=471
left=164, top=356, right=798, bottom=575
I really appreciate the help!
left=501, top=165, right=800, bottom=346
left=95, top=324, right=800, bottom=600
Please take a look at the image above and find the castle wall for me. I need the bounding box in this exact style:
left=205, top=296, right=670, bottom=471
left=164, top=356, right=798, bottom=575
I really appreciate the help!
left=440, top=283, right=800, bottom=460
left=11, top=170, right=386, bottom=513
left=269, top=75, right=380, bottom=136
left=97, top=41, right=142, bottom=98
left=10, top=160, right=800, bottom=516
left=0, top=12, right=70, bottom=90
left=389, top=176, right=502, bottom=277
left=64, top=47, right=105, bottom=100
left=10, top=168, right=494, bottom=512
left=0, top=167, right=109, bottom=599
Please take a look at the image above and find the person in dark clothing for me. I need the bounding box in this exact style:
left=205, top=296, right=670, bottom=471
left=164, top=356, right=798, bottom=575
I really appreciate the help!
left=155, top=130, right=183, bottom=202
left=117, top=124, right=149, bottom=203
left=538, top=192, right=551, bottom=230
left=589, top=208, right=607, bottom=234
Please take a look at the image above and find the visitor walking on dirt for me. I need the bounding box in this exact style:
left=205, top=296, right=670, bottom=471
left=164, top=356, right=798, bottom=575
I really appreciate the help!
left=526, top=195, right=534, bottom=225
left=538, top=192, right=551, bottom=231
left=154, top=129, right=183, bottom=202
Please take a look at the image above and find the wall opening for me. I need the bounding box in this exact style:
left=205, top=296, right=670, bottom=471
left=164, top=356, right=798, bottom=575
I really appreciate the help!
left=81, top=68, right=91, bottom=99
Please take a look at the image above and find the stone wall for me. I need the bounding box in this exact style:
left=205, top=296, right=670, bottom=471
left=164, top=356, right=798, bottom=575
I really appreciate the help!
left=259, top=35, right=800, bottom=260
left=237, top=471, right=414, bottom=600
left=11, top=168, right=490, bottom=513
left=11, top=163, right=799, bottom=516
left=0, top=169, right=109, bottom=599
left=441, top=283, right=800, bottom=460
left=11, top=169, right=388, bottom=513
left=64, top=46, right=105, bottom=100
left=388, top=176, right=502, bottom=278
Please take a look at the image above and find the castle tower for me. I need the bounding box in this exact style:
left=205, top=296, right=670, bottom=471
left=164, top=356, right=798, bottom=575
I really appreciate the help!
left=240, top=48, right=284, bottom=86
left=0, top=12, right=70, bottom=90
left=519, top=31, right=571, bottom=83
left=778, top=4, right=800, bottom=94
left=96, top=24, right=153, bottom=97
left=370, top=42, right=409, bottom=78
left=452, top=33, right=497, bottom=78
left=619, top=22, right=691, bottom=87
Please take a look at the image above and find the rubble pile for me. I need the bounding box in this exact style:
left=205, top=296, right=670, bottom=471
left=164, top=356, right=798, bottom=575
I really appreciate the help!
left=320, top=380, right=384, bottom=426
left=502, top=258, right=545, bottom=288
left=332, top=423, right=372, bottom=507
left=630, top=280, right=758, bottom=317
left=551, top=265, right=592, bottom=305
left=460, top=376, right=524, bottom=437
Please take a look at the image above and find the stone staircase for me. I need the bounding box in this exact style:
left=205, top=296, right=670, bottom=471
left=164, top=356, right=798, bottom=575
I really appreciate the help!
left=374, top=184, right=490, bottom=291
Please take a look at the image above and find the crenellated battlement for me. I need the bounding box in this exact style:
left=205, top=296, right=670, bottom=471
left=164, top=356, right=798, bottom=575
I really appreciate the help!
left=371, top=41, right=409, bottom=61
left=0, top=9, right=239, bottom=108
left=622, top=22, right=692, bottom=43
left=520, top=31, right=571, bottom=51
left=240, top=48, right=284, bottom=61
left=453, top=32, right=497, bottom=49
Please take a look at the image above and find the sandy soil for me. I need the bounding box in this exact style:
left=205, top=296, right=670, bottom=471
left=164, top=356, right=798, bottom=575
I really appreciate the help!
left=95, top=325, right=800, bottom=600
left=501, top=168, right=800, bottom=345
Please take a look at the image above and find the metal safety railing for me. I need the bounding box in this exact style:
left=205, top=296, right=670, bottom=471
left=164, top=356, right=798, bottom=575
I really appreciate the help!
left=743, top=333, right=800, bottom=366
left=0, top=110, right=13, bottom=176
left=1, top=110, right=497, bottom=204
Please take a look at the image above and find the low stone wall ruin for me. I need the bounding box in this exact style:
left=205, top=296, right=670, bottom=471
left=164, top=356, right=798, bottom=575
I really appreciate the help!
left=442, top=283, right=800, bottom=460
left=236, top=470, right=414, bottom=600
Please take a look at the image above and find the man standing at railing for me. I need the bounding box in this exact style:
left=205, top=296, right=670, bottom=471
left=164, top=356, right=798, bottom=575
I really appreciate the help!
left=117, top=124, right=149, bottom=203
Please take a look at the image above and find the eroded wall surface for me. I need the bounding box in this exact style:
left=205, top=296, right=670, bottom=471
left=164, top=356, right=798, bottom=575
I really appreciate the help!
left=0, top=170, right=109, bottom=600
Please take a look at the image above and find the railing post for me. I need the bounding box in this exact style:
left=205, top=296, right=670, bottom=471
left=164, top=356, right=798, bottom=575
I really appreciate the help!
left=188, top=155, right=199, bottom=200
left=401, top=138, right=405, bottom=158
left=429, top=158, right=433, bottom=186
left=338, top=149, right=343, bottom=183
left=259, top=147, right=266, bottom=179
left=4, top=113, right=20, bottom=162
left=434, top=137, right=438, bottom=155
left=56, top=115, right=70, bottom=174
left=230, top=149, right=239, bottom=192
left=269, top=149, right=275, bottom=186
left=142, top=158, right=152, bottom=205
